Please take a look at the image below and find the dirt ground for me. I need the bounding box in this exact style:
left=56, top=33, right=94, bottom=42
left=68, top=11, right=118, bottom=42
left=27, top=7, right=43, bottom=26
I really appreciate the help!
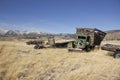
left=0, top=40, right=120, bottom=80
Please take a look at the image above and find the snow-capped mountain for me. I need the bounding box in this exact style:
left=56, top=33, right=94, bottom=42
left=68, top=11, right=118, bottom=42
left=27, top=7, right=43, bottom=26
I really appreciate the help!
left=0, top=28, right=8, bottom=36
left=0, top=28, right=48, bottom=38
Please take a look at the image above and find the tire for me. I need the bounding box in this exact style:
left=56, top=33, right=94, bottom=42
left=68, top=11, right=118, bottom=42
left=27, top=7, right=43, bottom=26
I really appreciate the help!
left=68, top=49, right=72, bottom=52
left=114, top=53, right=120, bottom=58
left=86, top=47, right=91, bottom=52
left=85, top=45, right=91, bottom=52
left=34, top=46, right=38, bottom=49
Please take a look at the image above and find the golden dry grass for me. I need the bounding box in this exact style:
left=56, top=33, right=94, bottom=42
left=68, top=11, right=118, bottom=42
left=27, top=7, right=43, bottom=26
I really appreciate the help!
left=0, top=40, right=120, bottom=80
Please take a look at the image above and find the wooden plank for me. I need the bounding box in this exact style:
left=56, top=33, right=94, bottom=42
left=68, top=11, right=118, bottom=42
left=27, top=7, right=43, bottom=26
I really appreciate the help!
left=101, top=44, right=120, bottom=52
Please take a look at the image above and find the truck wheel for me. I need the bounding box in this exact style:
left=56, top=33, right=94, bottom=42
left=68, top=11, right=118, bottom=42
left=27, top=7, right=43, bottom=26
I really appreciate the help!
left=34, top=46, right=38, bottom=49
left=68, top=49, right=72, bottom=52
left=85, top=46, right=91, bottom=52
left=114, top=53, right=120, bottom=58
left=86, top=48, right=91, bottom=52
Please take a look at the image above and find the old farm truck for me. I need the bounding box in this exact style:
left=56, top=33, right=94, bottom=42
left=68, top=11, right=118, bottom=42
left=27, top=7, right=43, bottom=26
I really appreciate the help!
left=68, top=28, right=106, bottom=51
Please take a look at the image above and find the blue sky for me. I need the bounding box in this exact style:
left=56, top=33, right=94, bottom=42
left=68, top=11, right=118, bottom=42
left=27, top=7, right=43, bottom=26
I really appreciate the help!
left=0, top=0, right=120, bottom=33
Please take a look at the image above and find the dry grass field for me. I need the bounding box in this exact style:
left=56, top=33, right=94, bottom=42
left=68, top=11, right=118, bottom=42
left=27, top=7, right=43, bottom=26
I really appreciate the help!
left=0, top=40, right=120, bottom=80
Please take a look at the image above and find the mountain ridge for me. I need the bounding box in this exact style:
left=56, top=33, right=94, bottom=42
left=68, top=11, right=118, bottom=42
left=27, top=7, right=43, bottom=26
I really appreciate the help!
left=0, top=28, right=120, bottom=40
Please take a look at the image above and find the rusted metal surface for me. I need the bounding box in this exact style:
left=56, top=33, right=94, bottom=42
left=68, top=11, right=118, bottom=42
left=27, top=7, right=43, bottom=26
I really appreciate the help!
left=76, top=28, right=106, bottom=46
left=26, top=37, right=73, bottom=49
left=26, top=40, right=44, bottom=45
left=68, top=28, right=106, bottom=52
left=101, top=44, right=120, bottom=58
left=101, top=44, right=120, bottom=52
left=48, top=36, right=55, bottom=46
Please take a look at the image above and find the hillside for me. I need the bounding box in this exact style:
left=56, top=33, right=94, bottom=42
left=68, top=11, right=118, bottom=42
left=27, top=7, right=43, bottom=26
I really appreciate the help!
left=106, top=30, right=120, bottom=33
left=105, top=30, right=120, bottom=40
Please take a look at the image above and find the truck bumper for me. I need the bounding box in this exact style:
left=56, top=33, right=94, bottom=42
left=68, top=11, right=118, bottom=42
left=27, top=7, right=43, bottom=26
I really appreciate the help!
left=68, top=48, right=83, bottom=52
